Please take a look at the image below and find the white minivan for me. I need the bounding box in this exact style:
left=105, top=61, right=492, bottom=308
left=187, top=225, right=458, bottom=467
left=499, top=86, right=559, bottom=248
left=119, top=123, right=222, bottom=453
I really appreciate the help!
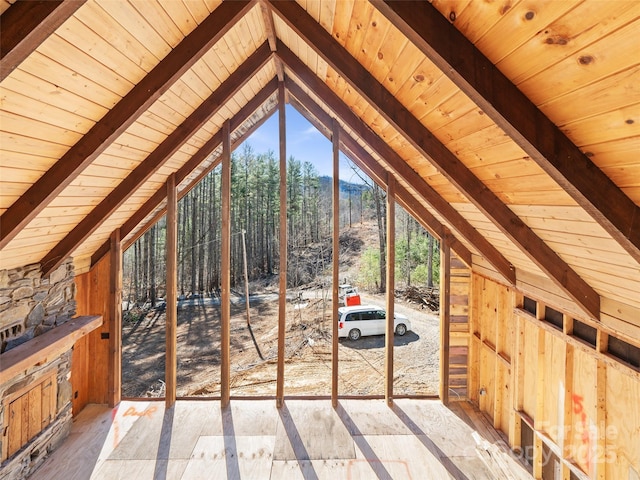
left=337, top=304, right=411, bottom=341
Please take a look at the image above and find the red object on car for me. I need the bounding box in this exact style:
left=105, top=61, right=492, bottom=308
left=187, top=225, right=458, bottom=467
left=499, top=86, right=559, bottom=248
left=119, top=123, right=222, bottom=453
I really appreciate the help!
left=345, top=294, right=361, bottom=306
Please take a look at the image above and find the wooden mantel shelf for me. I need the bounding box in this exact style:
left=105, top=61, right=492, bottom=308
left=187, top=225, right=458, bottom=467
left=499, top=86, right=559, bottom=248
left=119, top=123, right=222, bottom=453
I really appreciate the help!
left=0, top=315, right=102, bottom=384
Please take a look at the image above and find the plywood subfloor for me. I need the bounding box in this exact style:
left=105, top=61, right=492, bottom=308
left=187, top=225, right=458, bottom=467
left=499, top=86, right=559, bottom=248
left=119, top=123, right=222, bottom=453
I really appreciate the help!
left=33, top=399, right=532, bottom=480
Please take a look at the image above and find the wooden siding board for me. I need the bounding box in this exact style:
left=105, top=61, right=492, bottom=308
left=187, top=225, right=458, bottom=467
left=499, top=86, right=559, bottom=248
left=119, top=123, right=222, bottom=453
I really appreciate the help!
left=127, top=0, right=185, bottom=49
left=463, top=203, right=640, bottom=302
left=358, top=8, right=392, bottom=77
left=581, top=134, right=640, bottom=173
left=572, top=348, right=598, bottom=475
left=606, top=366, right=640, bottom=478
left=379, top=38, right=426, bottom=98
left=522, top=319, right=538, bottom=419
left=437, top=105, right=496, bottom=145
left=540, top=64, right=640, bottom=126
left=1, top=69, right=108, bottom=121
left=157, top=1, right=198, bottom=38
left=445, top=0, right=515, bottom=44
left=38, top=33, right=134, bottom=95
left=474, top=0, right=577, bottom=65
left=56, top=16, right=148, bottom=84
left=13, top=49, right=120, bottom=109
left=99, top=1, right=172, bottom=58
left=502, top=1, right=640, bottom=85
left=542, top=333, right=564, bottom=444
left=427, top=92, right=478, bottom=135
left=1, top=110, right=83, bottom=146
left=523, top=20, right=640, bottom=107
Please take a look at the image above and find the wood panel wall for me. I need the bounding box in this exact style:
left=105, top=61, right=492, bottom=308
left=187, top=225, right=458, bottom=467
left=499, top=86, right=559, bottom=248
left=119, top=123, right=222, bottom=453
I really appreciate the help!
left=2, top=371, right=56, bottom=461
left=72, top=255, right=111, bottom=413
left=470, top=274, right=640, bottom=480
left=447, top=252, right=470, bottom=401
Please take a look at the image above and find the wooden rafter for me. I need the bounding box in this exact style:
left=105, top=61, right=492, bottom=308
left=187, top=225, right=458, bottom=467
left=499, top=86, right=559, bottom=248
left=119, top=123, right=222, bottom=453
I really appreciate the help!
left=259, top=0, right=284, bottom=81
left=39, top=43, right=272, bottom=277
left=89, top=79, right=279, bottom=267
left=286, top=86, right=473, bottom=267
left=282, top=57, right=509, bottom=281
left=371, top=0, right=640, bottom=265
left=0, top=0, right=255, bottom=251
left=0, top=0, right=86, bottom=81
left=269, top=0, right=600, bottom=320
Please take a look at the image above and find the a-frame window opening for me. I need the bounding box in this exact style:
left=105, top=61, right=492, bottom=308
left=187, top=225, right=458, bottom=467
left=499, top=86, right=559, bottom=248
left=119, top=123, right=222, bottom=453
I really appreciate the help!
left=391, top=203, right=442, bottom=398
left=118, top=104, right=444, bottom=401
left=121, top=216, right=168, bottom=399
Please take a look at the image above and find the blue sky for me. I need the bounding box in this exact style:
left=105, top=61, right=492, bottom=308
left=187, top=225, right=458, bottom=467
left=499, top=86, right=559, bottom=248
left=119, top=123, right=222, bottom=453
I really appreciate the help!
left=241, top=104, right=365, bottom=183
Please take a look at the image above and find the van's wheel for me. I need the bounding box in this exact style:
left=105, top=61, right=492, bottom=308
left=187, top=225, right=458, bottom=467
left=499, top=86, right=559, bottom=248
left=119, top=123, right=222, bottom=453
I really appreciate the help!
left=348, top=329, right=361, bottom=341
left=395, top=324, right=407, bottom=336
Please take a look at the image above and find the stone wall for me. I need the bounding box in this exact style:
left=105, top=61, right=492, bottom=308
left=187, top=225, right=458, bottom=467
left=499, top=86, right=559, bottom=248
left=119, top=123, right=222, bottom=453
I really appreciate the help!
left=0, top=260, right=76, bottom=353
left=0, top=261, right=77, bottom=478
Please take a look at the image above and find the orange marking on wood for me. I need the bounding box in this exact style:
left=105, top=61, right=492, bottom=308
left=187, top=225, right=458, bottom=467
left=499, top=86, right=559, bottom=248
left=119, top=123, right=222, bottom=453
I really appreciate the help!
left=123, top=405, right=157, bottom=418
left=572, top=393, right=592, bottom=466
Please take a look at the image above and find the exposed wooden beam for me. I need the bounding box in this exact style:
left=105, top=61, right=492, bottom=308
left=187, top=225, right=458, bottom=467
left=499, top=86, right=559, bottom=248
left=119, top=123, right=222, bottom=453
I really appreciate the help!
left=385, top=174, right=395, bottom=407
left=39, top=43, right=272, bottom=277
left=287, top=87, right=473, bottom=267
left=221, top=122, right=231, bottom=408
left=331, top=118, right=340, bottom=409
left=108, top=228, right=122, bottom=408
left=270, top=1, right=600, bottom=320
left=0, top=0, right=254, bottom=251
left=276, top=81, right=287, bottom=408
left=372, top=0, right=640, bottom=265
left=282, top=60, right=510, bottom=281
left=259, top=0, right=284, bottom=81
left=0, top=0, right=86, bottom=81
left=165, top=174, right=177, bottom=408
left=89, top=79, right=279, bottom=266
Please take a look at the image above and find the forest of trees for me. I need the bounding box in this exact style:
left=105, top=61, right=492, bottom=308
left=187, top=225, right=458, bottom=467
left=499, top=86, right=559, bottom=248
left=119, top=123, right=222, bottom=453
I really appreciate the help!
left=122, top=144, right=439, bottom=308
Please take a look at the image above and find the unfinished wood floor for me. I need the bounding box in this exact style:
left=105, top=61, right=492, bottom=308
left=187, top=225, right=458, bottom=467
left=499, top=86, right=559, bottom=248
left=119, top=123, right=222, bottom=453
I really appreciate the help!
left=34, top=399, right=532, bottom=480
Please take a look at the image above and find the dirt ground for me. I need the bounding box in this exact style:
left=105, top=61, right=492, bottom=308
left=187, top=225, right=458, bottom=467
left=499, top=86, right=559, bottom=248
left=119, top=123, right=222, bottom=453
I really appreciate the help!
left=121, top=288, right=440, bottom=398
left=122, top=221, right=441, bottom=398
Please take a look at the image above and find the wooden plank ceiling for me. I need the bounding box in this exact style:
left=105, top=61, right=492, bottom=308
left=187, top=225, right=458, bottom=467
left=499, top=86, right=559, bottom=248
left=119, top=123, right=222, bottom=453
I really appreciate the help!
left=0, top=0, right=639, bottom=321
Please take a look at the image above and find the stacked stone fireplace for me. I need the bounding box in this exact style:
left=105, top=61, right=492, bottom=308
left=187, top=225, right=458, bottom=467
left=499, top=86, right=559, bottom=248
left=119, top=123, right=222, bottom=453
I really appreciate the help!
left=0, top=260, right=77, bottom=479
